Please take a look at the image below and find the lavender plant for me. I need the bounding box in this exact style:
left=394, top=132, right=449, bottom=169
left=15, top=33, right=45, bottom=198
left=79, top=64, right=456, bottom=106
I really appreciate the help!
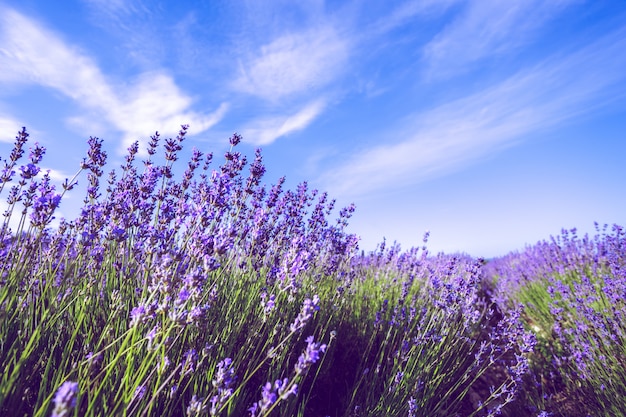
left=0, top=126, right=534, bottom=417
left=484, top=225, right=626, bottom=417
left=309, top=244, right=534, bottom=417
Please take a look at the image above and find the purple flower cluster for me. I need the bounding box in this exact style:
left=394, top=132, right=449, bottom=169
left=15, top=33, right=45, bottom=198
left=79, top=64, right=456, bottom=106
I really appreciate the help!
left=5, top=126, right=361, bottom=334
left=289, top=295, right=320, bottom=332
left=294, top=335, right=327, bottom=375
left=51, top=381, right=78, bottom=417
left=1, top=126, right=362, bottom=412
left=0, top=126, right=553, bottom=416
left=484, top=224, right=626, bottom=414
left=340, top=242, right=535, bottom=417
left=209, top=357, right=237, bottom=416
left=248, top=378, right=298, bottom=417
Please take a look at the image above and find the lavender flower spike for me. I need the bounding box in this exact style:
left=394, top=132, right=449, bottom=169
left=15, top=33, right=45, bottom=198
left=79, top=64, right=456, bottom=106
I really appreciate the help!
left=295, top=335, right=327, bottom=375
left=289, top=295, right=320, bottom=332
left=248, top=378, right=298, bottom=417
left=210, top=358, right=236, bottom=416
left=51, top=381, right=79, bottom=417
left=186, top=395, right=207, bottom=417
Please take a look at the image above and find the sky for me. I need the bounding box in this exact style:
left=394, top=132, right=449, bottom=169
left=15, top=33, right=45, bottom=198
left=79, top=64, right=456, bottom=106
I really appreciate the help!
left=1, top=0, right=625, bottom=258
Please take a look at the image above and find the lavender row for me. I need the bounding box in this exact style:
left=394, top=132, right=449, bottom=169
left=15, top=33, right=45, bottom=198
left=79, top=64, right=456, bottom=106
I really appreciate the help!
left=1, top=127, right=533, bottom=417
left=483, top=224, right=626, bottom=416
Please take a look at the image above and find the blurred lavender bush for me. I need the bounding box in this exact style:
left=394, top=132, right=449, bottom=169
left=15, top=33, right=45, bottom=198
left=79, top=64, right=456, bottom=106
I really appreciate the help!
left=1, top=126, right=537, bottom=416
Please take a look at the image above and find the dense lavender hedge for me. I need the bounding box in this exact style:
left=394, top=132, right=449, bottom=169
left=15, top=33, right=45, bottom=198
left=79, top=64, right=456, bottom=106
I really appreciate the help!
left=0, top=126, right=620, bottom=417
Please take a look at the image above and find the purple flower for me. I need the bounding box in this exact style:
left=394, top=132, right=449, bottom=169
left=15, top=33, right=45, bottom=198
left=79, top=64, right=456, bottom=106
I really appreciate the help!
left=146, top=324, right=160, bottom=348
left=295, top=335, right=327, bottom=375
left=248, top=378, right=297, bottom=417
left=259, top=382, right=277, bottom=410
left=212, top=358, right=236, bottom=390
left=82, top=136, right=107, bottom=174
left=177, top=288, right=191, bottom=304
left=388, top=371, right=404, bottom=393
left=274, top=378, right=297, bottom=400
left=51, top=381, right=79, bottom=417
left=85, top=351, right=103, bottom=376
left=28, top=142, right=46, bottom=164
left=289, top=295, right=320, bottom=332
left=260, top=292, right=276, bottom=315
left=408, top=397, right=417, bottom=417
left=0, top=167, right=15, bottom=184
left=187, top=305, right=208, bottom=325
left=129, top=302, right=157, bottom=327
left=30, top=173, right=62, bottom=228
left=246, top=148, right=266, bottom=193
left=182, top=349, right=198, bottom=375
left=132, top=385, right=147, bottom=402
left=186, top=395, right=207, bottom=417
left=19, top=163, right=40, bottom=180
left=229, top=133, right=242, bottom=147
left=9, top=127, right=29, bottom=163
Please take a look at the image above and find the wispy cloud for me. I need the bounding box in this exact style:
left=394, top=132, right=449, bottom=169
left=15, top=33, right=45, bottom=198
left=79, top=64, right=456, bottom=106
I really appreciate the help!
left=369, top=0, right=463, bottom=35
left=321, top=26, right=626, bottom=197
left=241, top=99, right=326, bottom=145
left=422, top=0, right=580, bottom=80
left=0, top=116, right=23, bottom=143
left=80, top=0, right=163, bottom=67
left=0, top=7, right=226, bottom=153
left=82, top=0, right=143, bottom=19
left=233, top=27, right=348, bottom=101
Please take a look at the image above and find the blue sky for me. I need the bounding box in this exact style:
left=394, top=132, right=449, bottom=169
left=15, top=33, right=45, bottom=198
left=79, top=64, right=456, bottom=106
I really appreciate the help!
left=1, top=0, right=625, bottom=257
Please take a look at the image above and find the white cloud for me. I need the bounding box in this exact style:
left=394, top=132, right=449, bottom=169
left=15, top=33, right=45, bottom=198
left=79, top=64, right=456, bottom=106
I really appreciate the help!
left=321, top=26, right=626, bottom=197
left=234, top=27, right=348, bottom=101
left=0, top=116, right=23, bottom=143
left=44, top=167, right=76, bottom=184
left=0, top=8, right=113, bottom=101
left=0, top=7, right=227, bottom=153
left=422, top=0, right=580, bottom=79
left=241, top=99, right=326, bottom=145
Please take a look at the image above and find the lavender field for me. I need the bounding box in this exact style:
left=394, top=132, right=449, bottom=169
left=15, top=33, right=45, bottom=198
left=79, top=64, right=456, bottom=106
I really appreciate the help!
left=0, top=127, right=622, bottom=417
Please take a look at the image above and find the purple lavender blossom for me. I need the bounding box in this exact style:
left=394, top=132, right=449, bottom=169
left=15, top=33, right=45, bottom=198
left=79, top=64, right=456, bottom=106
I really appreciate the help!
left=245, top=148, right=266, bottom=193
left=260, top=292, right=276, bottom=316
left=408, top=397, right=417, bottom=417
left=274, top=378, right=297, bottom=400
left=388, top=371, right=404, bottom=393
left=19, top=163, right=40, bottom=180
left=0, top=167, right=15, bottom=185
left=248, top=378, right=297, bottom=417
left=295, top=335, right=327, bottom=375
left=85, top=351, right=103, bottom=376
left=10, top=128, right=29, bottom=162
left=229, top=133, right=242, bottom=147
left=129, top=302, right=157, bottom=327
left=30, top=173, right=62, bottom=228
left=249, top=383, right=276, bottom=416
left=51, top=381, right=79, bottom=417
left=186, top=395, right=207, bottom=417
left=289, top=295, right=320, bottom=332
left=132, top=385, right=147, bottom=402
left=1, top=128, right=28, bottom=188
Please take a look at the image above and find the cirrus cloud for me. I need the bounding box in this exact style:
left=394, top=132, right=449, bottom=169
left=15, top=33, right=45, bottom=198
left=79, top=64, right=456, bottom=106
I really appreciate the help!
left=0, top=7, right=227, bottom=153
left=233, top=27, right=349, bottom=101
